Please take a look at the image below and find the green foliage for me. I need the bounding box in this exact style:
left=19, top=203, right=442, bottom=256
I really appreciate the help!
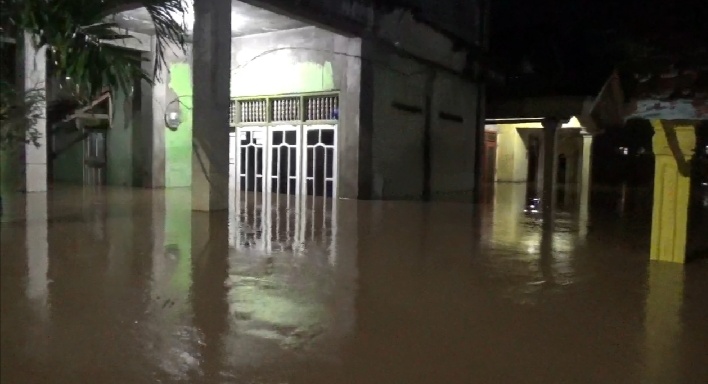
left=0, top=0, right=188, bottom=148
left=0, top=79, right=43, bottom=151
left=0, top=0, right=188, bottom=99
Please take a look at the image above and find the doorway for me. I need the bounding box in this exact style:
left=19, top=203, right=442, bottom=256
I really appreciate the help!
left=231, top=93, right=339, bottom=198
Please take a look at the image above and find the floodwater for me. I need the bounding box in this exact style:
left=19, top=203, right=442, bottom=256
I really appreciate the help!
left=1, top=184, right=707, bottom=384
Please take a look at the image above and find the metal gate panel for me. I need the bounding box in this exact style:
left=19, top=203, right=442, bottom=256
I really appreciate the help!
left=266, top=125, right=301, bottom=196
left=231, top=94, right=339, bottom=253
left=234, top=126, right=269, bottom=251
left=266, top=125, right=302, bottom=253
left=301, top=124, right=337, bottom=198
left=229, top=132, right=237, bottom=188
left=235, top=126, right=267, bottom=193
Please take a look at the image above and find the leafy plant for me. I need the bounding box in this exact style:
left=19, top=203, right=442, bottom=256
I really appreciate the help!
left=0, top=79, right=44, bottom=151
left=1, top=0, right=188, bottom=98
left=0, top=0, right=188, bottom=143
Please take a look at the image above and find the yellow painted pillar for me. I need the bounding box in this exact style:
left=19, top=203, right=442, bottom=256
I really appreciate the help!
left=650, top=121, right=696, bottom=263
left=494, top=125, right=528, bottom=182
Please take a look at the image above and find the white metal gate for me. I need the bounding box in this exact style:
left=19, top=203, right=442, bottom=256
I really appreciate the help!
left=303, top=124, right=337, bottom=198
left=231, top=93, right=338, bottom=199
left=268, top=125, right=300, bottom=196
left=235, top=126, right=267, bottom=193
left=230, top=93, right=339, bottom=252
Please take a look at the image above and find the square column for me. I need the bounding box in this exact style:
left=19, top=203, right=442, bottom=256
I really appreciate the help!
left=578, top=133, right=592, bottom=196
left=494, top=125, right=528, bottom=182
left=19, top=33, right=48, bottom=192
left=578, top=133, right=593, bottom=238
left=541, top=118, right=560, bottom=229
left=191, top=0, right=232, bottom=211
left=649, top=121, right=696, bottom=263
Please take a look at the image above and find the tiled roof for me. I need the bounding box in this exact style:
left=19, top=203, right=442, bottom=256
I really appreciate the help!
left=632, top=65, right=708, bottom=101
left=624, top=64, right=708, bottom=120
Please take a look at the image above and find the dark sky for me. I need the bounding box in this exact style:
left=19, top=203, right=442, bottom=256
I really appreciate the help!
left=488, top=0, right=708, bottom=96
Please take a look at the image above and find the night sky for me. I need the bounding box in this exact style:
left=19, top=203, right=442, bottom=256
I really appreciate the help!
left=488, top=0, right=708, bottom=98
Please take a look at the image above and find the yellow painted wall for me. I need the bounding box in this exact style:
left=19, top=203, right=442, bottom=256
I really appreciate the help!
left=494, top=124, right=528, bottom=182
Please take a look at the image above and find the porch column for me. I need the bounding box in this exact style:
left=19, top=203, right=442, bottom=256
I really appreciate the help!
left=494, top=125, right=527, bottom=182
left=649, top=120, right=696, bottom=263
left=191, top=0, right=231, bottom=211
left=139, top=42, right=167, bottom=188
left=541, top=118, right=560, bottom=229
left=644, top=263, right=684, bottom=382
left=536, top=136, right=545, bottom=195
left=19, top=33, right=48, bottom=192
left=578, top=132, right=593, bottom=238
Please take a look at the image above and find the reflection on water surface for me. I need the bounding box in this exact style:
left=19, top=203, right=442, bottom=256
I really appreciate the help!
left=1, top=184, right=707, bottom=384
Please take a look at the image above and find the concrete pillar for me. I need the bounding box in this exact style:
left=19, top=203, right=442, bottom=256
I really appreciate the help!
left=649, top=120, right=696, bottom=263
left=536, top=135, right=545, bottom=194
left=541, top=118, right=560, bottom=229
left=139, top=41, right=167, bottom=188
left=191, top=0, right=231, bottom=211
left=644, top=263, right=684, bottom=383
left=578, top=133, right=592, bottom=239
left=26, top=193, right=48, bottom=319
left=19, top=33, right=48, bottom=192
left=191, top=210, right=229, bottom=377
left=494, top=125, right=528, bottom=182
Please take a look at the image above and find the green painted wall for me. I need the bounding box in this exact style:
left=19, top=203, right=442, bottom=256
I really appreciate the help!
left=165, top=63, right=193, bottom=188
left=231, top=60, right=335, bottom=97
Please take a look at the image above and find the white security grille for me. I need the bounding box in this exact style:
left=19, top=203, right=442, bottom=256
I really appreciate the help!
left=235, top=127, right=267, bottom=193
left=303, top=124, right=337, bottom=197
left=271, top=97, right=301, bottom=122
left=230, top=93, right=339, bottom=253
left=231, top=93, right=338, bottom=199
left=267, top=125, right=300, bottom=196
left=238, top=99, right=268, bottom=123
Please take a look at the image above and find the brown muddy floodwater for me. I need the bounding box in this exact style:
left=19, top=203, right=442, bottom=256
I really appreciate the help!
left=1, top=184, right=707, bottom=384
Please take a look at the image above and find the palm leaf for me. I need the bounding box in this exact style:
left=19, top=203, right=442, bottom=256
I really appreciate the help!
left=2, top=0, right=188, bottom=99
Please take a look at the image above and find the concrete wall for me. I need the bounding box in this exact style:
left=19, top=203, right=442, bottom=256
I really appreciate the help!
left=368, top=52, right=427, bottom=199
left=107, top=83, right=137, bottom=186
left=492, top=125, right=529, bottom=183
left=230, top=26, right=360, bottom=97
left=430, top=72, right=479, bottom=196
left=230, top=27, right=363, bottom=198
left=365, top=38, right=480, bottom=200
left=244, top=0, right=485, bottom=48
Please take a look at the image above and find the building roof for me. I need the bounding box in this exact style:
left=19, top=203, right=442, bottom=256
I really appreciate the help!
left=623, top=63, right=708, bottom=121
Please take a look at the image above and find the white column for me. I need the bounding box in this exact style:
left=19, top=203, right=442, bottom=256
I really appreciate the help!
left=191, top=0, right=232, bottom=211
left=25, top=193, right=48, bottom=319
left=541, top=118, right=560, bottom=230
left=578, top=133, right=592, bottom=239
left=21, top=33, right=48, bottom=192
left=140, top=39, right=167, bottom=188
